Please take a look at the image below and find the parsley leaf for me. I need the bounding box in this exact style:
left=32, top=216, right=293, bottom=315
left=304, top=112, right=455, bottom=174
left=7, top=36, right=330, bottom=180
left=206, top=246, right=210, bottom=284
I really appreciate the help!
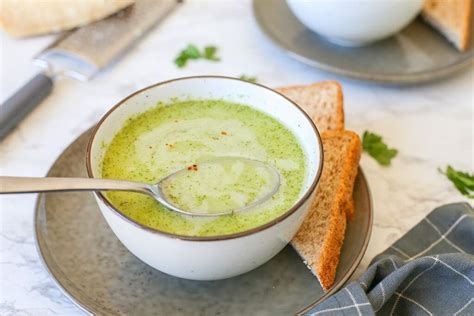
left=203, top=46, right=219, bottom=61
left=439, top=166, right=474, bottom=198
left=174, top=44, right=220, bottom=68
left=239, top=75, right=257, bottom=83
left=174, top=44, right=201, bottom=68
left=362, top=131, right=398, bottom=166
left=184, top=44, right=201, bottom=59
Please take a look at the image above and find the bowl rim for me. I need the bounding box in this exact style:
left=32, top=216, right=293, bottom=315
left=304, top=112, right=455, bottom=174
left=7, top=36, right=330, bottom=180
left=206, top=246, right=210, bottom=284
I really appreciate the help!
left=86, top=75, right=323, bottom=241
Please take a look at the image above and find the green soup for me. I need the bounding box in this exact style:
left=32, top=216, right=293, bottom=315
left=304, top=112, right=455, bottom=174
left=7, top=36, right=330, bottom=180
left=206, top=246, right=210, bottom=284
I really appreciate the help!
left=101, top=99, right=306, bottom=236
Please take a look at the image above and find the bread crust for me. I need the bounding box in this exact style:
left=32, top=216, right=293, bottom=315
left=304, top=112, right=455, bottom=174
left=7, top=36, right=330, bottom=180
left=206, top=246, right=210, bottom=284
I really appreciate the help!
left=459, top=0, right=472, bottom=50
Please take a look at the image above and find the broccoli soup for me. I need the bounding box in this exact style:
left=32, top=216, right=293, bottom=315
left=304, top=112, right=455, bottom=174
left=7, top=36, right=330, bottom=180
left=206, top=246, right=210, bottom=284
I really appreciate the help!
left=101, top=99, right=306, bottom=237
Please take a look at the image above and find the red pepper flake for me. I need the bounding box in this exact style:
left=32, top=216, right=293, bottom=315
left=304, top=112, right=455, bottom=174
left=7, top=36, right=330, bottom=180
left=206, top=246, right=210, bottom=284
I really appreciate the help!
left=187, top=164, right=198, bottom=171
left=187, top=166, right=193, bottom=171
left=221, top=131, right=228, bottom=136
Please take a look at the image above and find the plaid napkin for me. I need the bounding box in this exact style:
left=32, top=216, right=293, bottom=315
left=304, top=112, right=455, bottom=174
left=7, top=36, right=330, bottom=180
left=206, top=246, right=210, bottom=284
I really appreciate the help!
left=306, top=202, right=474, bottom=315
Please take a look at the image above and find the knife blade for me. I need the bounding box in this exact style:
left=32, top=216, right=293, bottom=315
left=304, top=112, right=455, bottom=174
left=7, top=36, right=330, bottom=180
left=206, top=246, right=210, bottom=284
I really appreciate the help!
left=35, top=0, right=180, bottom=81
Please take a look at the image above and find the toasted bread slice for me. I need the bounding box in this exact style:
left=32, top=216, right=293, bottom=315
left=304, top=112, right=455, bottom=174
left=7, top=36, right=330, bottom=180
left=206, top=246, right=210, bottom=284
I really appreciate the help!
left=422, top=0, right=472, bottom=51
left=291, top=130, right=361, bottom=291
left=276, top=81, right=344, bottom=132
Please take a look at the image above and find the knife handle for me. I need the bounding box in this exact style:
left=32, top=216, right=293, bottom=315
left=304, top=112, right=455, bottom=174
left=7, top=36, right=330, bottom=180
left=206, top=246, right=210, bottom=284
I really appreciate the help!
left=0, top=73, right=54, bottom=141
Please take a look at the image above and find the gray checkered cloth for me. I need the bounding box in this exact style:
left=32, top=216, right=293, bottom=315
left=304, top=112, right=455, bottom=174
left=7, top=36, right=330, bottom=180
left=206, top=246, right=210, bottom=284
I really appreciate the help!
left=306, top=202, right=474, bottom=315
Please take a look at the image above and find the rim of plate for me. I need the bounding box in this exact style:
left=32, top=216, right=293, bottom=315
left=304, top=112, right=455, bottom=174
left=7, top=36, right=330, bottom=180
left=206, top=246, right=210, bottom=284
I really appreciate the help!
left=253, top=0, right=474, bottom=84
left=85, top=75, right=324, bottom=242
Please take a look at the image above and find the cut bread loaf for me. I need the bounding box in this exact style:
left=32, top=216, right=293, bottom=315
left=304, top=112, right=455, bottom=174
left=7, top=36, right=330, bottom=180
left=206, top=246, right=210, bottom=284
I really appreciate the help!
left=291, top=130, right=361, bottom=291
left=422, top=0, right=472, bottom=51
left=276, top=81, right=344, bottom=132
left=0, top=0, right=135, bottom=37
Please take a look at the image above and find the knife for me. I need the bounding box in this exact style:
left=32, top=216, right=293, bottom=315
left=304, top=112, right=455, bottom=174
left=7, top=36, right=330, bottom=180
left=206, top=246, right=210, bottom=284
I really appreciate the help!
left=0, top=0, right=180, bottom=140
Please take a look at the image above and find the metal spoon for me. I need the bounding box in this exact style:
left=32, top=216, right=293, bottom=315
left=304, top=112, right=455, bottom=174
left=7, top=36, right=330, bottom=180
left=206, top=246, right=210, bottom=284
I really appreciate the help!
left=0, top=157, right=280, bottom=217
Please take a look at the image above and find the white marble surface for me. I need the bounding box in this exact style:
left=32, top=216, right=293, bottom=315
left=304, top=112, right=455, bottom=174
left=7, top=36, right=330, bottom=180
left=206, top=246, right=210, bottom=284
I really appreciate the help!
left=0, top=1, right=472, bottom=315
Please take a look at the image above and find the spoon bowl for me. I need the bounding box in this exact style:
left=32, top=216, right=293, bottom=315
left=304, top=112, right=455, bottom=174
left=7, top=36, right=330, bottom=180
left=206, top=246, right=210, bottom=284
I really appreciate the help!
left=157, top=157, right=281, bottom=216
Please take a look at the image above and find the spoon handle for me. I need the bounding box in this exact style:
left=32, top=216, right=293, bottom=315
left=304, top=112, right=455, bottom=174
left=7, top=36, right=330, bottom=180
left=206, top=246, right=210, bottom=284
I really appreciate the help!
left=0, top=176, right=153, bottom=195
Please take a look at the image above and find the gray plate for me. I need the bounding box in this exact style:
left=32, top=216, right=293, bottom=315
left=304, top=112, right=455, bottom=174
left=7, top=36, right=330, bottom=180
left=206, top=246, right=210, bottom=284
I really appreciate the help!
left=253, top=0, right=473, bottom=84
left=34, top=129, right=372, bottom=315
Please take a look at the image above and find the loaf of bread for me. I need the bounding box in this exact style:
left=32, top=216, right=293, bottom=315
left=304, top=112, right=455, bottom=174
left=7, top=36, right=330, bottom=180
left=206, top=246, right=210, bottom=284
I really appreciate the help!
left=0, top=0, right=135, bottom=37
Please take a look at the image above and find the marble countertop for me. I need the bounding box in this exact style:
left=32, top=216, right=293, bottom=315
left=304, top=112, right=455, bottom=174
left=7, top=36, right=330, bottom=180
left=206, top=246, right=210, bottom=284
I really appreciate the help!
left=0, top=1, right=472, bottom=314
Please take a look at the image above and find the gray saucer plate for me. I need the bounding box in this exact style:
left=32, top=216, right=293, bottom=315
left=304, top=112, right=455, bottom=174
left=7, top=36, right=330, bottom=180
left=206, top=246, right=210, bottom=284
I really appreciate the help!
left=34, top=129, right=372, bottom=315
left=253, top=0, right=473, bottom=84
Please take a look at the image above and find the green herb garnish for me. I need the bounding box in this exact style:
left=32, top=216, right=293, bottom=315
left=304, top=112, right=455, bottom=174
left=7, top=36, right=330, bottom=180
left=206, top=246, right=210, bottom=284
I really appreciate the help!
left=174, top=44, right=220, bottom=68
left=362, top=131, right=398, bottom=166
left=439, top=166, right=474, bottom=198
left=239, top=75, right=257, bottom=83
left=203, top=46, right=219, bottom=61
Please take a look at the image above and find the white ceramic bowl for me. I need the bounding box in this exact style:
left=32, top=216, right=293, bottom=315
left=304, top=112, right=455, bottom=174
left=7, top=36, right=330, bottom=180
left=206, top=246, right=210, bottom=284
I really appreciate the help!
left=87, top=76, right=323, bottom=280
left=287, top=0, right=423, bottom=46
